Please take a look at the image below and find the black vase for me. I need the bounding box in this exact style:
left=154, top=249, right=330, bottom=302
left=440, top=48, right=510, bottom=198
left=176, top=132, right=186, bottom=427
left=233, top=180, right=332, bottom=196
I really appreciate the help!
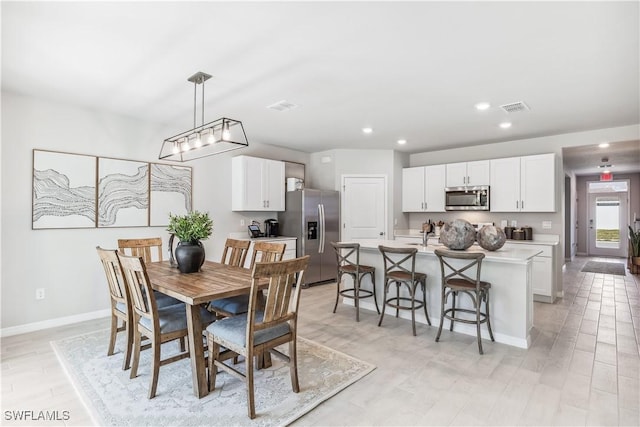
left=174, top=240, right=205, bottom=273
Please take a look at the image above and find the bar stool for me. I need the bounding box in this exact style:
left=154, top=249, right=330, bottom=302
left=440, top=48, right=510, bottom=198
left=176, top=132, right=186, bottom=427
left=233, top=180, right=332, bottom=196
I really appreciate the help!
left=330, top=242, right=379, bottom=321
left=434, top=248, right=495, bottom=354
left=377, top=245, right=430, bottom=336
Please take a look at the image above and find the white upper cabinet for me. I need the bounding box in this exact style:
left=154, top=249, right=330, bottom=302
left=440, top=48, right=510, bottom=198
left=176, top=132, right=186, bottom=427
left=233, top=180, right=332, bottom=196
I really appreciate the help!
left=490, top=153, right=555, bottom=212
left=231, top=156, right=285, bottom=211
left=402, top=164, right=446, bottom=212
left=445, top=160, right=490, bottom=187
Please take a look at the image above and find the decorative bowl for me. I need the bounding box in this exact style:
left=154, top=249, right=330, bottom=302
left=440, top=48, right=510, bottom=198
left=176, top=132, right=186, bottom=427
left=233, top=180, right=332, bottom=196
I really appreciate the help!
left=477, top=225, right=506, bottom=251
left=439, top=219, right=476, bottom=250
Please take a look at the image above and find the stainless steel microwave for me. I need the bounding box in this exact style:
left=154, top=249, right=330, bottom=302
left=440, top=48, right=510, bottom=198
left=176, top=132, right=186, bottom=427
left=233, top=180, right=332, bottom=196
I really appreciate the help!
left=445, top=186, right=490, bottom=211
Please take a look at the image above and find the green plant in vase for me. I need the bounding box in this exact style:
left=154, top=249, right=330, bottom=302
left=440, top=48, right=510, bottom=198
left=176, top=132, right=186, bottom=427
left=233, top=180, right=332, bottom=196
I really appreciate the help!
left=167, top=211, right=213, bottom=273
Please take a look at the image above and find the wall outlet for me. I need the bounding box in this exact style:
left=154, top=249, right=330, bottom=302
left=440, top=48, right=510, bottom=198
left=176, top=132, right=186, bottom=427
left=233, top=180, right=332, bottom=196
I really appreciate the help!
left=35, top=288, right=45, bottom=300
left=240, top=219, right=245, bottom=226
left=511, top=220, right=517, bottom=227
left=542, top=220, right=552, bottom=229
left=500, top=220, right=508, bottom=228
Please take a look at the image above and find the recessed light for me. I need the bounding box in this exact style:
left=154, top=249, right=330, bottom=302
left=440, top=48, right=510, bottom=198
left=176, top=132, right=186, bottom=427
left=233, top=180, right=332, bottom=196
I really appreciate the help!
left=362, top=127, right=373, bottom=134
left=397, top=139, right=407, bottom=145
left=598, top=143, right=610, bottom=148
left=475, top=102, right=491, bottom=111
left=499, top=122, right=512, bottom=129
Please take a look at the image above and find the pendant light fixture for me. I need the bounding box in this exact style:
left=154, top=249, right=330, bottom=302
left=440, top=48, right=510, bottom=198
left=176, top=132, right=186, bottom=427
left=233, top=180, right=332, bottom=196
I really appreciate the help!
left=159, top=72, right=249, bottom=161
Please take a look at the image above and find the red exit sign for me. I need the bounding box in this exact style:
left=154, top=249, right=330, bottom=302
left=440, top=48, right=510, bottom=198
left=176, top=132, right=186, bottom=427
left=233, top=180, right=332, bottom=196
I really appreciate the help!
left=600, top=171, right=613, bottom=181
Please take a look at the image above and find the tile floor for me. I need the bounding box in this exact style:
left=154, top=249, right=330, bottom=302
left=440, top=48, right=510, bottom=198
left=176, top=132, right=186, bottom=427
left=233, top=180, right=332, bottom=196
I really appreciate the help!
left=1, top=256, right=638, bottom=426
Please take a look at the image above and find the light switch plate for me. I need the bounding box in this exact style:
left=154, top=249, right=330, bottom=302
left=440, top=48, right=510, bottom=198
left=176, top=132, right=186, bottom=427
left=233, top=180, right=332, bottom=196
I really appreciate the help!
left=500, top=220, right=508, bottom=228
left=542, top=220, right=552, bottom=229
left=511, top=220, right=517, bottom=227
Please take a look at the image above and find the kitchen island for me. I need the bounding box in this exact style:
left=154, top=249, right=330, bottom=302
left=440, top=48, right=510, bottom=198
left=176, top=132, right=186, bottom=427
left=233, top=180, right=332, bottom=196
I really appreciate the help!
left=347, top=240, right=542, bottom=349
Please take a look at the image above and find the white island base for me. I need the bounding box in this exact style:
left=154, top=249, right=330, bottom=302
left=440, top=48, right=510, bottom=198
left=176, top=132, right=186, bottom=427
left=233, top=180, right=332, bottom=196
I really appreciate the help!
left=342, top=240, right=542, bottom=349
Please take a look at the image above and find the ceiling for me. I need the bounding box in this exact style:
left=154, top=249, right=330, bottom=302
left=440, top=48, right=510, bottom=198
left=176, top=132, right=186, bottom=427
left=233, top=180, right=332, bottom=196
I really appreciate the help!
left=2, top=1, right=639, bottom=168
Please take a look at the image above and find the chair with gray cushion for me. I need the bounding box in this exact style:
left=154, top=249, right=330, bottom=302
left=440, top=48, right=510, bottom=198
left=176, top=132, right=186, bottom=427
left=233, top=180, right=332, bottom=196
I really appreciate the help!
left=434, top=248, right=494, bottom=354
left=96, top=246, right=135, bottom=370
left=118, top=253, right=216, bottom=398
left=377, top=245, right=430, bottom=336
left=209, top=241, right=285, bottom=317
left=330, top=242, right=379, bottom=321
left=206, top=255, right=310, bottom=419
left=118, top=237, right=182, bottom=308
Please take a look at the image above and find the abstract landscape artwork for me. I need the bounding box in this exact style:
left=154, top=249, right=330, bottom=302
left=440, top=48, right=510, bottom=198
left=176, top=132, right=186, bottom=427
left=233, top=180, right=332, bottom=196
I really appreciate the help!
left=97, top=158, right=149, bottom=227
left=32, top=150, right=192, bottom=229
left=149, top=164, right=192, bottom=226
left=32, top=150, right=97, bottom=229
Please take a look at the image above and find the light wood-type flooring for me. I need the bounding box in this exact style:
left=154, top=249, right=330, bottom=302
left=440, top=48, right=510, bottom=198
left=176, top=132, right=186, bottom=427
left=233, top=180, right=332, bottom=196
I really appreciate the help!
left=2, top=256, right=639, bottom=426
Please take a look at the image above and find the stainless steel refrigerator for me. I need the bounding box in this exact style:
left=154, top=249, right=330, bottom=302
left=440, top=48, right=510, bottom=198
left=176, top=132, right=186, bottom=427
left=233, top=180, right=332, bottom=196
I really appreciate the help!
left=278, top=189, right=339, bottom=286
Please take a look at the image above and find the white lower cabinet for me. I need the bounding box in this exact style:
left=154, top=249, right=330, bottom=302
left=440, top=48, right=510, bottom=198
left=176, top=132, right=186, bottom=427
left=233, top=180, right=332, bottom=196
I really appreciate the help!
left=504, top=242, right=556, bottom=303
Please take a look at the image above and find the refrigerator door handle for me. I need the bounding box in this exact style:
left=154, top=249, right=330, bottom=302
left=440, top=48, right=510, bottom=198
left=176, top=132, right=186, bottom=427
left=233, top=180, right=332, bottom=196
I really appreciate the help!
left=318, top=203, right=325, bottom=253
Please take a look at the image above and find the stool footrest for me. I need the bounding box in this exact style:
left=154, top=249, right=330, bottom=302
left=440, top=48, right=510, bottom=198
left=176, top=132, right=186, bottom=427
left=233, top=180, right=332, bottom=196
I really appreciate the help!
left=442, top=307, right=489, bottom=325
left=339, top=288, right=375, bottom=299
left=383, top=296, right=425, bottom=311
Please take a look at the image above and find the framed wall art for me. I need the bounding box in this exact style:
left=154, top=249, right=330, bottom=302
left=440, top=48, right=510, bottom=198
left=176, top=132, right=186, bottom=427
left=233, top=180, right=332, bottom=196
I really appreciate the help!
left=32, top=150, right=97, bottom=229
left=97, top=157, right=149, bottom=227
left=149, top=164, right=192, bottom=226
left=32, top=149, right=192, bottom=229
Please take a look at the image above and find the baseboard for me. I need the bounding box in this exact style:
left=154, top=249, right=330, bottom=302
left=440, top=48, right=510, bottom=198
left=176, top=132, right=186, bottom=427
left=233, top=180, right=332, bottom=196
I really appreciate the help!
left=0, top=309, right=110, bottom=338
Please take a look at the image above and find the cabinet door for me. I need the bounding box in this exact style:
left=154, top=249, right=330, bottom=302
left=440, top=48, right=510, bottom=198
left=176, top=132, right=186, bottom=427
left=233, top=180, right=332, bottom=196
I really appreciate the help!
left=445, top=162, right=467, bottom=187
left=402, top=167, right=426, bottom=212
left=466, top=160, right=490, bottom=186
left=264, top=159, right=285, bottom=211
left=490, top=157, right=520, bottom=212
left=531, top=257, right=552, bottom=297
left=521, top=153, right=555, bottom=212
left=424, top=164, right=446, bottom=212
left=232, top=156, right=264, bottom=211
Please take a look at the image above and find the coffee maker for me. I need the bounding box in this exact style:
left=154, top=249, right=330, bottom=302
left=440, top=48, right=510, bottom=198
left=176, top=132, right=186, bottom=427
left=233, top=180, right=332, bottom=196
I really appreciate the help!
left=264, top=219, right=279, bottom=237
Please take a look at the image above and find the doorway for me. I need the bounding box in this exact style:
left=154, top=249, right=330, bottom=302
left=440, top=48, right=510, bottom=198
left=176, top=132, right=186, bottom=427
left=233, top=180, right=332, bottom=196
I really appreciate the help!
left=587, top=180, right=629, bottom=257
left=340, top=175, right=387, bottom=241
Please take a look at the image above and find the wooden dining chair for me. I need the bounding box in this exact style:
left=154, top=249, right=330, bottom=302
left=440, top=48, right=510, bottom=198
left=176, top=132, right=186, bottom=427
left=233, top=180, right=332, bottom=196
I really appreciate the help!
left=209, top=241, right=286, bottom=318
left=96, top=246, right=134, bottom=370
left=117, top=237, right=182, bottom=308
left=206, top=255, right=310, bottom=419
left=220, top=238, right=251, bottom=267
left=118, top=253, right=217, bottom=398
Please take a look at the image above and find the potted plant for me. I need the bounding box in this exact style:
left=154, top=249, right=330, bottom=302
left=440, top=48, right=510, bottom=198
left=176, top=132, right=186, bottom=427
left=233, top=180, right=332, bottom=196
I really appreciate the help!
left=630, top=226, right=640, bottom=273
left=167, top=211, right=213, bottom=273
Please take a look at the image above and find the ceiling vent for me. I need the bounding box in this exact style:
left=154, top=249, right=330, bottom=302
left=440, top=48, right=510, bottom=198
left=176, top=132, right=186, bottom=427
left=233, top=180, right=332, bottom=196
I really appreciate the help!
left=267, top=100, right=299, bottom=112
left=500, top=101, right=530, bottom=113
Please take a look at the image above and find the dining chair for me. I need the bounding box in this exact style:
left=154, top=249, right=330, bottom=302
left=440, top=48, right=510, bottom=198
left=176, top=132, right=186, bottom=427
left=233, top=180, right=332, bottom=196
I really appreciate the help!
left=118, top=253, right=217, bottom=398
left=220, top=238, right=251, bottom=267
left=434, top=248, right=495, bottom=354
left=330, top=242, right=379, bottom=322
left=377, top=245, right=430, bottom=336
left=206, top=255, right=310, bottom=419
left=209, top=241, right=286, bottom=318
left=118, top=237, right=182, bottom=308
left=96, top=246, right=134, bottom=370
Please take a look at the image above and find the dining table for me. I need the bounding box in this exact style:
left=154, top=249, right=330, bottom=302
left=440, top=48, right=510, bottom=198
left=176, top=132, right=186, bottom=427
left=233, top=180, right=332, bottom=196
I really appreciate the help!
left=146, top=260, right=268, bottom=398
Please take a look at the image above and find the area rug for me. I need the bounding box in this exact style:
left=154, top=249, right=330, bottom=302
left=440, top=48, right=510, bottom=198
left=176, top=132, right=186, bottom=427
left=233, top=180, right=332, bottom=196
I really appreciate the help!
left=51, top=329, right=375, bottom=426
left=581, top=261, right=626, bottom=276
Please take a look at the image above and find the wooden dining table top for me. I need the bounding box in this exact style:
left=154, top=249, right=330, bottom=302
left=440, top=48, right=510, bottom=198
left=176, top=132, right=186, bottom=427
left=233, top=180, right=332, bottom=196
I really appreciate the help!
left=145, top=260, right=265, bottom=306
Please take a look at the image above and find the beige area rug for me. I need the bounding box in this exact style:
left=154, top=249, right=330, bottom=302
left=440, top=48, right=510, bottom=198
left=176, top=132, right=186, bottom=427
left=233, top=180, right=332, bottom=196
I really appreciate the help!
left=51, top=329, right=375, bottom=426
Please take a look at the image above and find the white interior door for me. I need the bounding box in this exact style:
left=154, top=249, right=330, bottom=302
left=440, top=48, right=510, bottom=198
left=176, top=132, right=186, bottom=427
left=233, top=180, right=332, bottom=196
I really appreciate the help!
left=587, top=184, right=628, bottom=257
left=341, top=175, right=387, bottom=241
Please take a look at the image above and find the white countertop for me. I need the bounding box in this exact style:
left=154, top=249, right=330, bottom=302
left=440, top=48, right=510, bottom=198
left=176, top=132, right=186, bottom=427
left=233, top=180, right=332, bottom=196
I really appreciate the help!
left=394, top=229, right=559, bottom=246
left=227, top=232, right=297, bottom=242
left=354, top=239, right=542, bottom=262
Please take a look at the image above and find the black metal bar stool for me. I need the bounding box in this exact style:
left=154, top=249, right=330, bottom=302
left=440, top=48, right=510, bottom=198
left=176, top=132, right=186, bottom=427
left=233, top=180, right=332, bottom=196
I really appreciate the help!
left=434, top=248, right=495, bottom=354
left=377, top=245, right=430, bottom=336
left=330, top=242, right=379, bottom=321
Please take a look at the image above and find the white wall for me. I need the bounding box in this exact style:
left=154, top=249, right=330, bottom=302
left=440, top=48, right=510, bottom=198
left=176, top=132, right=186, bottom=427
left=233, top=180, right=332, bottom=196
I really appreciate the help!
left=309, top=149, right=405, bottom=238
left=0, top=91, right=308, bottom=333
